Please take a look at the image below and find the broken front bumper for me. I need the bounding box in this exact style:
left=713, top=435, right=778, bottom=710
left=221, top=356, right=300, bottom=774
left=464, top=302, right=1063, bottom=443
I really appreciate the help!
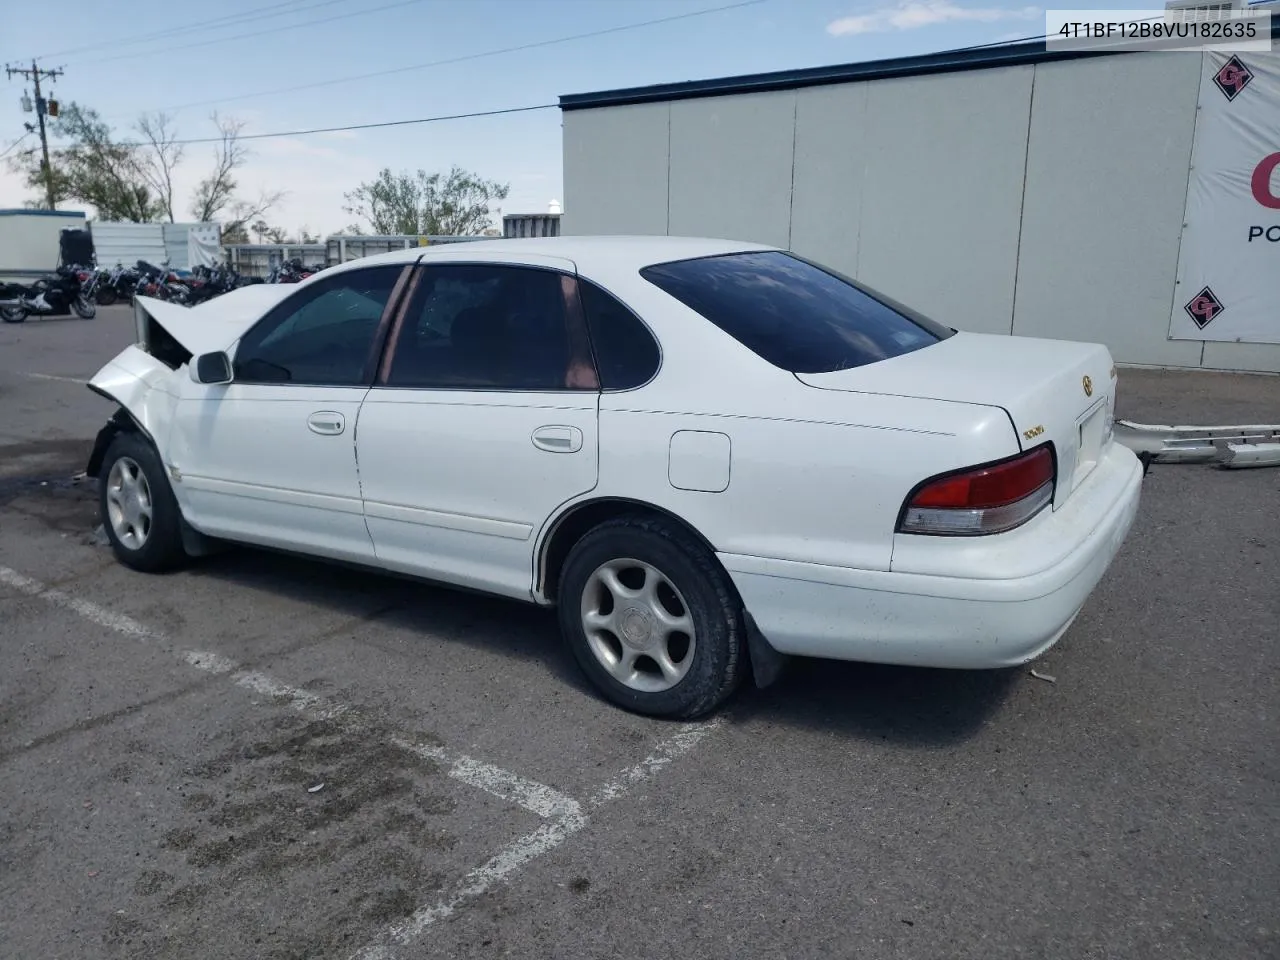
left=1115, top=420, right=1280, bottom=469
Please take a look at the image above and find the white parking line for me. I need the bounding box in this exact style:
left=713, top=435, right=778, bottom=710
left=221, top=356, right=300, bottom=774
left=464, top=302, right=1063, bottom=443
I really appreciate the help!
left=405, top=746, right=584, bottom=821
left=0, top=567, right=161, bottom=640
left=0, top=563, right=726, bottom=956
left=0, top=565, right=579, bottom=822
left=352, top=717, right=724, bottom=960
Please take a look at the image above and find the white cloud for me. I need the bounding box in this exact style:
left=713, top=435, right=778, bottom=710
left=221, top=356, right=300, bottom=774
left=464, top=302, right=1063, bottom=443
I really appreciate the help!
left=828, top=2, right=1041, bottom=36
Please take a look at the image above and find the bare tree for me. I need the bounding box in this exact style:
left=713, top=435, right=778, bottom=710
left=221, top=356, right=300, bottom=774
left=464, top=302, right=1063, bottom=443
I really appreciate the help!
left=223, top=192, right=285, bottom=240
left=187, top=112, right=284, bottom=235
left=189, top=113, right=247, bottom=223
left=135, top=112, right=185, bottom=223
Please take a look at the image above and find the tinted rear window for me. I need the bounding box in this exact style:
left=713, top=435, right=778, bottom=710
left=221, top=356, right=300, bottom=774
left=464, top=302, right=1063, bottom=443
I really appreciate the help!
left=639, top=251, right=952, bottom=374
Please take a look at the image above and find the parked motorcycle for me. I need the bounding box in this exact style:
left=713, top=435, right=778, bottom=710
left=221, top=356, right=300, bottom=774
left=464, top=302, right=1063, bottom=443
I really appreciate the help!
left=185, top=263, right=253, bottom=304
left=76, top=265, right=109, bottom=306
left=267, top=258, right=323, bottom=284
left=132, top=260, right=192, bottom=305
left=0, top=265, right=96, bottom=323
left=93, top=264, right=139, bottom=306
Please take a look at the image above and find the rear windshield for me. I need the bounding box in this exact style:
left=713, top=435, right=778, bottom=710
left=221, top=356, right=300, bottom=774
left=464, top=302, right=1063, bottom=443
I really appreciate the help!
left=639, top=250, right=953, bottom=374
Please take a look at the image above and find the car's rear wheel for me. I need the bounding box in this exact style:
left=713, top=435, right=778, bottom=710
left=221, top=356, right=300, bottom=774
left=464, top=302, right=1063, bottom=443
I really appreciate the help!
left=99, top=432, right=187, bottom=573
left=558, top=516, right=748, bottom=719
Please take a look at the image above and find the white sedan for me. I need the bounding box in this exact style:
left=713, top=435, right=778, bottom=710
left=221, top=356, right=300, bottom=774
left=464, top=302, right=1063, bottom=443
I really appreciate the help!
left=85, top=237, right=1143, bottom=718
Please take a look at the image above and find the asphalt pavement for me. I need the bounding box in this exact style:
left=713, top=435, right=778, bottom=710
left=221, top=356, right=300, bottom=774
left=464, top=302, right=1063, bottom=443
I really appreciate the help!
left=1, top=305, right=1277, bottom=960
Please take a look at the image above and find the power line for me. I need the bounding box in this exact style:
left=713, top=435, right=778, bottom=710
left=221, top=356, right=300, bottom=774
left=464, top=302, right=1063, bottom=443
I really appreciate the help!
left=114, top=102, right=558, bottom=148
left=101, top=14, right=1067, bottom=150
left=141, top=0, right=768, bottom=115
left=35, top=0, right=349, bottom=62
left=79, top=0, right=428, bottom=69
left=79, top=7, right=1103, bottom=158
left=5, top=62, right=65, bottom=208
left=102, top=17, right=1037, bottom=150
left=0, top=131, right=33, bottom=160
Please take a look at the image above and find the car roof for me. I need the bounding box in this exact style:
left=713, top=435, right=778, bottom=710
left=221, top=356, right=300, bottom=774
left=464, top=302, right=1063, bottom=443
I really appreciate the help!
left=321, top=235, right=780, bottom=277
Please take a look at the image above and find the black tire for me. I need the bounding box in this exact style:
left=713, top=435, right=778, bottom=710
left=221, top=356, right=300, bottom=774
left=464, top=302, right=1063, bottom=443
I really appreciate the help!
left=73, top=295, right=96, bottom=319
left=96, top=287, right=118, bottom=306
left=557, top=515, right=748, bottom=719
left=1, top=306, right=25, bottom=323
left=98, top=431, right=188, bottom=573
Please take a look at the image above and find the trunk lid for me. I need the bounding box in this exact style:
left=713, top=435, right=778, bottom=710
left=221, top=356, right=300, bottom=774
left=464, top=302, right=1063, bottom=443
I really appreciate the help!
left=796, top=331, right=1116, bottom=508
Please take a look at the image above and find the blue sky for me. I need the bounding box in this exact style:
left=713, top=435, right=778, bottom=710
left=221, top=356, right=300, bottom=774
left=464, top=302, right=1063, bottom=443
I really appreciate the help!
left=2, top=0, right=1134, bottom=236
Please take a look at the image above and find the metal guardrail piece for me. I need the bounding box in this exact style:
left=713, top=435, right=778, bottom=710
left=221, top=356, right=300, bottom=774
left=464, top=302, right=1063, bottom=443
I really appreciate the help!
left=1114, top=420, right=1280, bottom=469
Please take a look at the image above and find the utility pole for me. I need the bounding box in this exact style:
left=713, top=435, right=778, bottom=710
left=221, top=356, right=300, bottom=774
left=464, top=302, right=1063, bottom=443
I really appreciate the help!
left=6, top=60, right=65, bottom=209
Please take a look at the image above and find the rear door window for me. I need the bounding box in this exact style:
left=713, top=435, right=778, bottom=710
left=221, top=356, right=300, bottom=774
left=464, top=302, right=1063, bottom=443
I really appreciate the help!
left=384, top=264, right=594, bottom=391
left=639, top=251, right=952, bottom=374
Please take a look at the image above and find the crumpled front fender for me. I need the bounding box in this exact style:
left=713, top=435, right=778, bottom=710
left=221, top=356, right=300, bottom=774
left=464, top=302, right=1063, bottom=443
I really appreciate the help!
left=85, top=344, right=181, bottom=474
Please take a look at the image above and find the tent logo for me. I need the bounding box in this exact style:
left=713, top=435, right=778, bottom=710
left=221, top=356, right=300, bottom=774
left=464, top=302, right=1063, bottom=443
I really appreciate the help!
left=1184, top=287, right=1225, bottom=329
left=1213, top=56, right=1253, bottom=101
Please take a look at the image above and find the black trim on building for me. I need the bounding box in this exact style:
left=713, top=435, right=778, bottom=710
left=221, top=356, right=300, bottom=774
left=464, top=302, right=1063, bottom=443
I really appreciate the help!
left=559, top=25, right=1280, bottom=111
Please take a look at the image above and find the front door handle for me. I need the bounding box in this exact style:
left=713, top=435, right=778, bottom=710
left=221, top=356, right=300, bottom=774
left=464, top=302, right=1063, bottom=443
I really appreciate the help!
left=307, top=411, right=346, bottom=436
left=532, top=425, right=583, bottom=454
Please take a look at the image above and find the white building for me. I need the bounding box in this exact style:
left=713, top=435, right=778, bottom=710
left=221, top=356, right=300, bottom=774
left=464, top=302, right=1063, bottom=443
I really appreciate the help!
left=560, top=27, right=1280, bottom=374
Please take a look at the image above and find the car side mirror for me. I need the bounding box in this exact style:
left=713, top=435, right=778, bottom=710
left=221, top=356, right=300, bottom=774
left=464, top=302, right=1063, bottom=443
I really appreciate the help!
left=192, top=351, right=233, bottom=384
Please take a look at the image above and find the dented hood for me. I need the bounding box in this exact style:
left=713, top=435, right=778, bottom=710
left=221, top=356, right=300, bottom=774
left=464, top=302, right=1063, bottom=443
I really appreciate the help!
left=135, top=284, right=294, bottom=356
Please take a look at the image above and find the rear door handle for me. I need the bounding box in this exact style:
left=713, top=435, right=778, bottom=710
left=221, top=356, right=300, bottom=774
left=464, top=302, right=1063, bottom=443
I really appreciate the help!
left=307, top=411, right=346, bottom=436
left=532, top=425, right=583, bottom=453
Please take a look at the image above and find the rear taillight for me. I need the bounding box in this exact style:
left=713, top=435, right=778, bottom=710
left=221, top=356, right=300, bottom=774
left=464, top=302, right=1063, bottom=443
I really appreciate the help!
left=897, top=445, right=1055, bottom=536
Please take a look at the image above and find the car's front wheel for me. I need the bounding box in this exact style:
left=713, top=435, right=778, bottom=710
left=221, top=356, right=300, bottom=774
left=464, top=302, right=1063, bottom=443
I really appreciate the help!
left=558, top=516, right=748, bottom=719
left=99, top=431, right=188, bottom=573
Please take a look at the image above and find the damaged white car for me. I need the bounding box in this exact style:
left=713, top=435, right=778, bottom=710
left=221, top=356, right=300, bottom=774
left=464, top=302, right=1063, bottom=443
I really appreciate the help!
left=85, top=237, right=1143, bottom=718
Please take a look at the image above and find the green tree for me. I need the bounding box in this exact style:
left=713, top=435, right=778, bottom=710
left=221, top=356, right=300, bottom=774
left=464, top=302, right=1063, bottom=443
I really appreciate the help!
left=8, top=102, right=160, bottom=221
left=5, top=103, right=284, bottom=232
left=342, top=166, right=509, bottom=236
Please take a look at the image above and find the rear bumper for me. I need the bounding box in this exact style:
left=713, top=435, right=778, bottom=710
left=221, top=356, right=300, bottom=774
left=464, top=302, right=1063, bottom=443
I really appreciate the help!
left=719, top=442, right=1143, bottom=669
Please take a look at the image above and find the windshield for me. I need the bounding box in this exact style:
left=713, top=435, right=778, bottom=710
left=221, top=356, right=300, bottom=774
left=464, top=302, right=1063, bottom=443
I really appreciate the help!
left=640, top=250, right=953, bottom=374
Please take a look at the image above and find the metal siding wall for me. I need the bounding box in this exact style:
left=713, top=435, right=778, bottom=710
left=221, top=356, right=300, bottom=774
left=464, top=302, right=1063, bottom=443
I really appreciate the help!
left=228, top=244, right=327, bottom=277
left=1013, top=54, right=1203, bottom=366
left=667, top=91, right=795, bottom=248
left=91, top=222, right=168, bottom=268
left=790, top=83, right=869, bottom=280
left=162, top=224, right=189, bottom=268
left=503, top=215, right=562, bottom=237
left=1200, top=340, right=1280, bottom=373
left=562, top=104, right=670, bottom=235
left=0, top=212, right=88, bottom=276
left=857, top=67, right=1033, bottom=336
left=563, top=54, right=1278, bottom=371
